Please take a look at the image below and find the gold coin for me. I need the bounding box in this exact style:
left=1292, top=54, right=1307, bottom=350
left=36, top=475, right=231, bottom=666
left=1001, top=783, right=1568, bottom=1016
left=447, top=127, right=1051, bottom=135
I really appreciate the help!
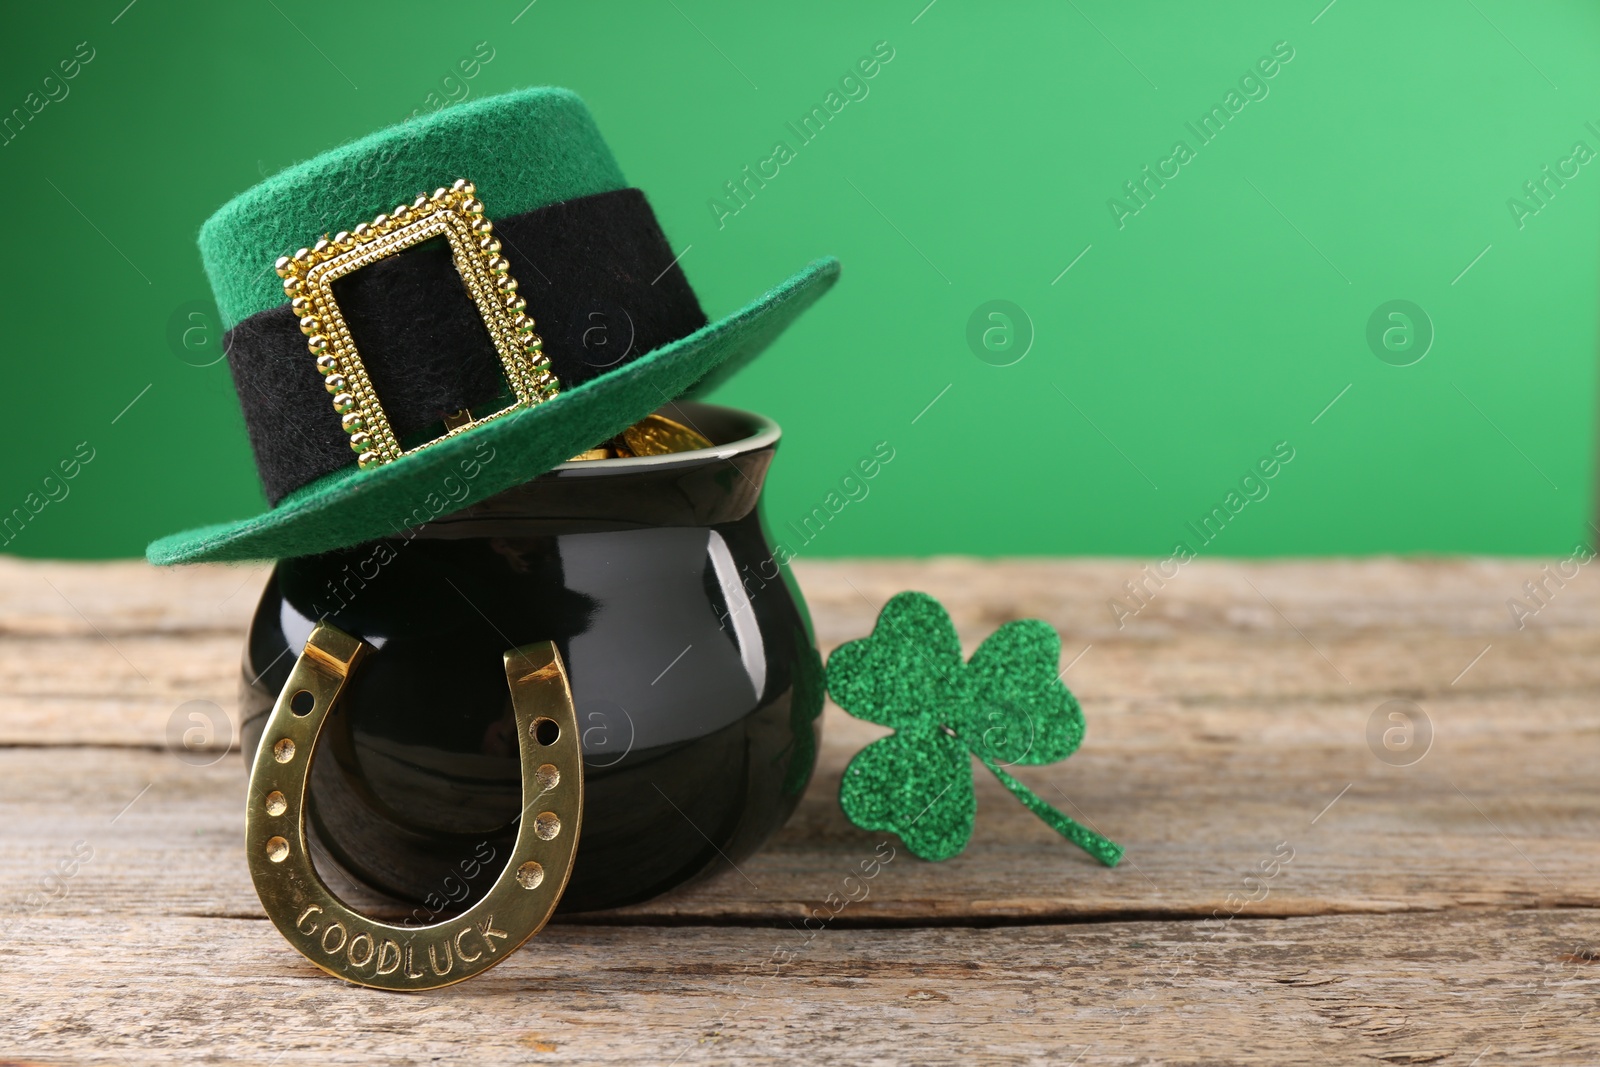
left=621, top=414, right=713, bottom=456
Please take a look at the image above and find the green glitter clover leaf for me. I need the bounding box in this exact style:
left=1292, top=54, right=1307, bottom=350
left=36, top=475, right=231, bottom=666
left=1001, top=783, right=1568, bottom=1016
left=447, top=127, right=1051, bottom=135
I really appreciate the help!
left=826, top=591, right=1123, bottom=867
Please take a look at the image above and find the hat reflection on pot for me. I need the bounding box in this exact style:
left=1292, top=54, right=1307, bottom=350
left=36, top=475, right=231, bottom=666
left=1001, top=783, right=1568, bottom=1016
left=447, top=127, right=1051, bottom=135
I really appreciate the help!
left=147, top=86, right=838, bottom=566
left=150, top=87, right=839, bottom=991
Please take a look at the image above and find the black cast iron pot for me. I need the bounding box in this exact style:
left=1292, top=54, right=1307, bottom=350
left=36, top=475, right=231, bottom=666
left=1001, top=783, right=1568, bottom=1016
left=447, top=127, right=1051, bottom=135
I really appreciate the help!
left=238, top=402, right=821, bottom=914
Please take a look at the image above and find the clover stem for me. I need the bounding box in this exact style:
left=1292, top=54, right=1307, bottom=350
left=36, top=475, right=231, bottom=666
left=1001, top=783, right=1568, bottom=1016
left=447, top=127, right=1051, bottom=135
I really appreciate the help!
left=977, top=755, right=1124, bottom=867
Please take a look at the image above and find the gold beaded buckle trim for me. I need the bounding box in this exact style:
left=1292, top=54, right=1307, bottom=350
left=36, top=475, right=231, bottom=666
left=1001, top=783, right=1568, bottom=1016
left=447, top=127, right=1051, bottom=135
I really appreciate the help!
left=274, top=179, right=559, bottom=470
left=246, top=623, right=584, bottom=990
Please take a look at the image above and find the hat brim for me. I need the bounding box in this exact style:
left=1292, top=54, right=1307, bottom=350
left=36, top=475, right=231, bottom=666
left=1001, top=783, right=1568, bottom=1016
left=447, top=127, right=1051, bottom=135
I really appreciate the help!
left=147, top=256, right=839, bottom=565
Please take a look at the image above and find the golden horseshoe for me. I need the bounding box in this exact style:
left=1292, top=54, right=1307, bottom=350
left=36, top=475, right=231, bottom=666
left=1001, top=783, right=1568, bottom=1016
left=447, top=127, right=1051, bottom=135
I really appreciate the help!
left=245, top=623, right=583, bottom=990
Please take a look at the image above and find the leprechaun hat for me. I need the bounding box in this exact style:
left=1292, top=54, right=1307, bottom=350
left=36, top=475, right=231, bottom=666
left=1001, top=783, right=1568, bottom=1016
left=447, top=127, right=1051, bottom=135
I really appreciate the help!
left=146, top=87, right=838, bottom=565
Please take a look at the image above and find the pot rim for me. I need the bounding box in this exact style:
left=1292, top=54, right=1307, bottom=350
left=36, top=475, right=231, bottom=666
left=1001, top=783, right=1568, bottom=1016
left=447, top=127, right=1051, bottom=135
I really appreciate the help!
left=547, top=400, right=781, bottom=477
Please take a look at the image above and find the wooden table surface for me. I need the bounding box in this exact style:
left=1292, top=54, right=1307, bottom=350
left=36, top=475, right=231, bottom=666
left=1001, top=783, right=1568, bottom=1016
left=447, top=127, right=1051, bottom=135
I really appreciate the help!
left=3, top=556, right=1597, bottom=1065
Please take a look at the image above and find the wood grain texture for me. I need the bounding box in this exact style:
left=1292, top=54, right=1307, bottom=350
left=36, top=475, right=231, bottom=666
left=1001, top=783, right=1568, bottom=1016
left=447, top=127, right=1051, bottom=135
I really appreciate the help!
left=2, top=557, right=1597, bottom=1064
left=6, top=909, right=1599, bottom=1065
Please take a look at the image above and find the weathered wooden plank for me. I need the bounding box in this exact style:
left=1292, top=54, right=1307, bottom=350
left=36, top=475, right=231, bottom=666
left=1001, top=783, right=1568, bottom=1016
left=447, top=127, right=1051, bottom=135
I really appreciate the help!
left=4, top=908, right=1597, bottom=1065
left=5, top=557, right=1600, bottom=750
left=2, top=718, right=1593, bottom=928
left=9, top=557, right=1597, bottom=640
left=2, top=558, right=1596, bottom=1061
left=1, top=558, right=1597, bottom=922
left=0, top=557, right=267, bottom=637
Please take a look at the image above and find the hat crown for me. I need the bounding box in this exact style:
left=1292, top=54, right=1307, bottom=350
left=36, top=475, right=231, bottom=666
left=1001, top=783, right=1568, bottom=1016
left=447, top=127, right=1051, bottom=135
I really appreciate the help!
left=199, top=88, right=626, bottom=328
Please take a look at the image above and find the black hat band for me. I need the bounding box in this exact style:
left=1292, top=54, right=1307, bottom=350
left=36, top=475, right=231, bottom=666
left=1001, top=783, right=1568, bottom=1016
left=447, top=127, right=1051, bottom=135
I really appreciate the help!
left=224, top=187, right=707, bottom=505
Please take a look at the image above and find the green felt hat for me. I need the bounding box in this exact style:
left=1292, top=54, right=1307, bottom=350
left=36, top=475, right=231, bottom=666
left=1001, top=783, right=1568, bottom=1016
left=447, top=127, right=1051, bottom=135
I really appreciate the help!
left=147, top=87, right=838, bottom=566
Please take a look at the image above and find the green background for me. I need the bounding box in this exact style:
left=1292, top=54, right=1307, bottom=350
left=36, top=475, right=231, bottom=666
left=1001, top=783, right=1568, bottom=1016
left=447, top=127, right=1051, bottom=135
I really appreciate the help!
left=3, top=0, right=1597, bottom=560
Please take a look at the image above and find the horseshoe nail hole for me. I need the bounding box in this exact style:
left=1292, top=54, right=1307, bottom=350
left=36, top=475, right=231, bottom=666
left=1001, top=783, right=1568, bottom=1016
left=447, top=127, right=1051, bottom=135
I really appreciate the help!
left=266, top=836, right=290, bottom=862
left=264, top=791, right=287, bottom=816
left=532, top=717, right=560, bottom=746
left=535, top=763, right=560, bottom=791
left=289, top=689, right=315, bottom=716
left=534, top=811, right=561, bottom=840
left=273, top=738, right=296, bottom=763
left=516, top=861, right=545, bottom=889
